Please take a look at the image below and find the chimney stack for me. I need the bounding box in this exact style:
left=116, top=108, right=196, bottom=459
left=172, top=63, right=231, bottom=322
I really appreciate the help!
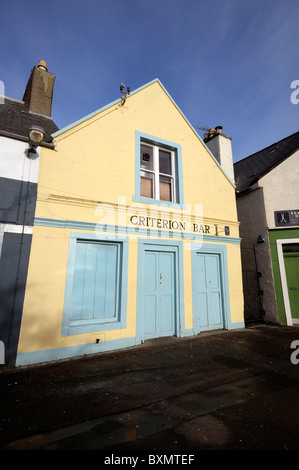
left=22, top=60, right=55, bottom=117
left=204, top=126, right=234, bottom=183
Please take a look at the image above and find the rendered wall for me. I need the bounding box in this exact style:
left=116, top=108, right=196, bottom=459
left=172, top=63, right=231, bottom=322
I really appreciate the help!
left=16, top=80, right=244, bottom=365
left=236, top=187, right=279, bottom=323
left=260, top=150, right=299, bottom=229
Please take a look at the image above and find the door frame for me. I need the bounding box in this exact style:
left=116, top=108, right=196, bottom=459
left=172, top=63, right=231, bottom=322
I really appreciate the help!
left=191, top=243, right=231, bottom=334
left=136, top=239, right=185, bottom=344
left=277, top=238, right=299, bottom=326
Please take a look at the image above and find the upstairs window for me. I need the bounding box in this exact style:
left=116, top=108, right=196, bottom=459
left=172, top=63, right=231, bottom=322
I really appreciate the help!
left=140, top=143, right=176, bottom=202
left=134, top=132, right=184, bottom=208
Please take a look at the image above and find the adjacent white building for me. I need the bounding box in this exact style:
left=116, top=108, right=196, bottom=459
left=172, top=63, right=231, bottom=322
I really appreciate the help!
left=234, top=131, right=299, bottom=326
left=0, top=62, right=58, bottom=365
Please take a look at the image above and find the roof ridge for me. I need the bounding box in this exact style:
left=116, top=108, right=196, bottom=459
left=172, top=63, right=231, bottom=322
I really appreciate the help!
left=234, top=130, right=299, bottom=166
left=2, top=96, right=25, bottom=104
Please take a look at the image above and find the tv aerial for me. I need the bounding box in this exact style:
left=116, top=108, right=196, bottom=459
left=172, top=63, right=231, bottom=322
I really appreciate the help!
left=193, top=124, right=210, bottom=132
left=120, top=83, right=130, bottom=105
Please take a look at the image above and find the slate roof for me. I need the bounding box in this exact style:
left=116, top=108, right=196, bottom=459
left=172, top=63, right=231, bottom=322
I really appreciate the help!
left=0, top=97, right=58, bottom=144
left=234, top=131, right=299, bottom=193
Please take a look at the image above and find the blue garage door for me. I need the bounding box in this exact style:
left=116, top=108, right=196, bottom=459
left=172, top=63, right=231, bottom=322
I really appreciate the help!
left=143, top=249, right=176, bottom=339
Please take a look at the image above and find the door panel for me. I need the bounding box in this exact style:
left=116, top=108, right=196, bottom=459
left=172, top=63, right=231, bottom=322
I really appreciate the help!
left=207, top=255, right=220, bottom=290
left=144, top=249, right=176, bottom=339
left=198, top=292, right=208, bottom=328
left=284, top=252, right=299, bottom=320
left=160, top=294, right=174, bottom=333
left=209, top=291, right=222, bottom=326
left=144, top=295, right=157, bottom=335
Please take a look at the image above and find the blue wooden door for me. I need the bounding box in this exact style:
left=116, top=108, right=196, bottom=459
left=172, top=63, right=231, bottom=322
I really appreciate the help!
left=194, top=253, right=224, bottom=331
left=143, top=250, right=176, bottom=339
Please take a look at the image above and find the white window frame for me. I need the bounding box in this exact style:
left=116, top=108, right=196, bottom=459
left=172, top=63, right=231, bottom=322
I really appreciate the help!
left=140, top=143, right=176, bottom=203
left=134, top=131, right=184, bottom=209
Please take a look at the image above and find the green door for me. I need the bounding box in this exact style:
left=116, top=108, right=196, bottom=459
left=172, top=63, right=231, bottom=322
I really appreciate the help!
left=284, top=251, right=299, bottom=321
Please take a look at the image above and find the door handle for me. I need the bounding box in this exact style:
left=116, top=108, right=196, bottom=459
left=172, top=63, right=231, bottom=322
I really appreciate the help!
left=290, top=287, right=299, bottom=290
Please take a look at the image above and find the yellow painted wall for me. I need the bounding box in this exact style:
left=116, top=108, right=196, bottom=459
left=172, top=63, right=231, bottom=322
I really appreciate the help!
left=19, top=226, right=139, bottom=353
left=18, top=80, right=244, bottom=362
left=35, top=81, right=237, bottom=223
left=19, top=230, right=243, bottom=354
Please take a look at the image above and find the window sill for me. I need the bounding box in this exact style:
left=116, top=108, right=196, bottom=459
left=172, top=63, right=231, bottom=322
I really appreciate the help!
left=133, top=195, right=184, bottom=209
left=62, top=317, right=125, bottom=336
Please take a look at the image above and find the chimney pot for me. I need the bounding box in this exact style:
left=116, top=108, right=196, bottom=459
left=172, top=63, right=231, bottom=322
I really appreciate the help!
left=38, top=60, right=48, bottom=71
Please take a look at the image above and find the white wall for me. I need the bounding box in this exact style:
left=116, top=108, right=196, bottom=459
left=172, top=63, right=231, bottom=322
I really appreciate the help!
left=205, top=134, right=235, bottom=183
left=0, top=136, right=41, bottom=183
left=260, top=149, right=299, bottom=229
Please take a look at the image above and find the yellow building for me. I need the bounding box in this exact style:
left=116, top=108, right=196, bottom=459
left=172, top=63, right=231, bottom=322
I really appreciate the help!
left=16, top=79, right=244, bottom=366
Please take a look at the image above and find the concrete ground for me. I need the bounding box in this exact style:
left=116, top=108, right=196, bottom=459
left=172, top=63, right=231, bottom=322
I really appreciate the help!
left=1, top=323, right=299, bottom=454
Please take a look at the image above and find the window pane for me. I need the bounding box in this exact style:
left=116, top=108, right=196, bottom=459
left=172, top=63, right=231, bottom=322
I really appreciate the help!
left=159, top=149, right=172, bottom=175
left=159, top=176, right=172, bottom=201
left=140, top=144, right=154, bottom=171
left=283, top=243, right=299, bottom=253
left=141, top=172, right=154, bottom=198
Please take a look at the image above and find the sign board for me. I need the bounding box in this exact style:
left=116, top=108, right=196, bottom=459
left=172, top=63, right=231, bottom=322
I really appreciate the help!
left=275, top=210, right=299, bottom=227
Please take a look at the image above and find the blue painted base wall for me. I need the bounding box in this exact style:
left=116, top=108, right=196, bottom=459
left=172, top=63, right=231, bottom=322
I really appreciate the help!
left=16, top=322, right=245, bottom=366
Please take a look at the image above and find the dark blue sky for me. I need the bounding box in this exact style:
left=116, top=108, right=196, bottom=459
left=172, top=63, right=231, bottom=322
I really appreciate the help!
left=1, top=0, right=298, bottom=162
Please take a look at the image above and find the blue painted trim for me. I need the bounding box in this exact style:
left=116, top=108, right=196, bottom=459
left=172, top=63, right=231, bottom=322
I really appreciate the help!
left=52, top=79, right=160, bottom=137
left=52, top=78, right=235, bottom=188
left=228, top=321, right=245, bottom=329
left=136, top=239, right=187, bottom=344
left=191, top=242, right=234, bottom=334
left=62, top=233, right=129, bottom=336
left=15, top=321, right=244, bottom=366
left=52, top=97, right=123, bottom=137
left=134, top=130, right=184, bottom=209
left=132, top=196, right=185, bottom=209
left=16, top=336, right=138, bottom=366
left=34, top=217, right=241, bottom=245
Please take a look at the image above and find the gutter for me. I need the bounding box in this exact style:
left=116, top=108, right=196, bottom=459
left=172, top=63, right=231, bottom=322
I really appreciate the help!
left=0, top=130, right=55, bottom=149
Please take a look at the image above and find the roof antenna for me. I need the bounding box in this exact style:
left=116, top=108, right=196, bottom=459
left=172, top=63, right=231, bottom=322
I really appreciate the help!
left=193, top=125, right=210, bottom=132
left=120, top=83, right=130, bottom=105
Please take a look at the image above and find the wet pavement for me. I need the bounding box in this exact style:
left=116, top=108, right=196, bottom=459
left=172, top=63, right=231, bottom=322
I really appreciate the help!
left=1, top=323, right=299, bottom=454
